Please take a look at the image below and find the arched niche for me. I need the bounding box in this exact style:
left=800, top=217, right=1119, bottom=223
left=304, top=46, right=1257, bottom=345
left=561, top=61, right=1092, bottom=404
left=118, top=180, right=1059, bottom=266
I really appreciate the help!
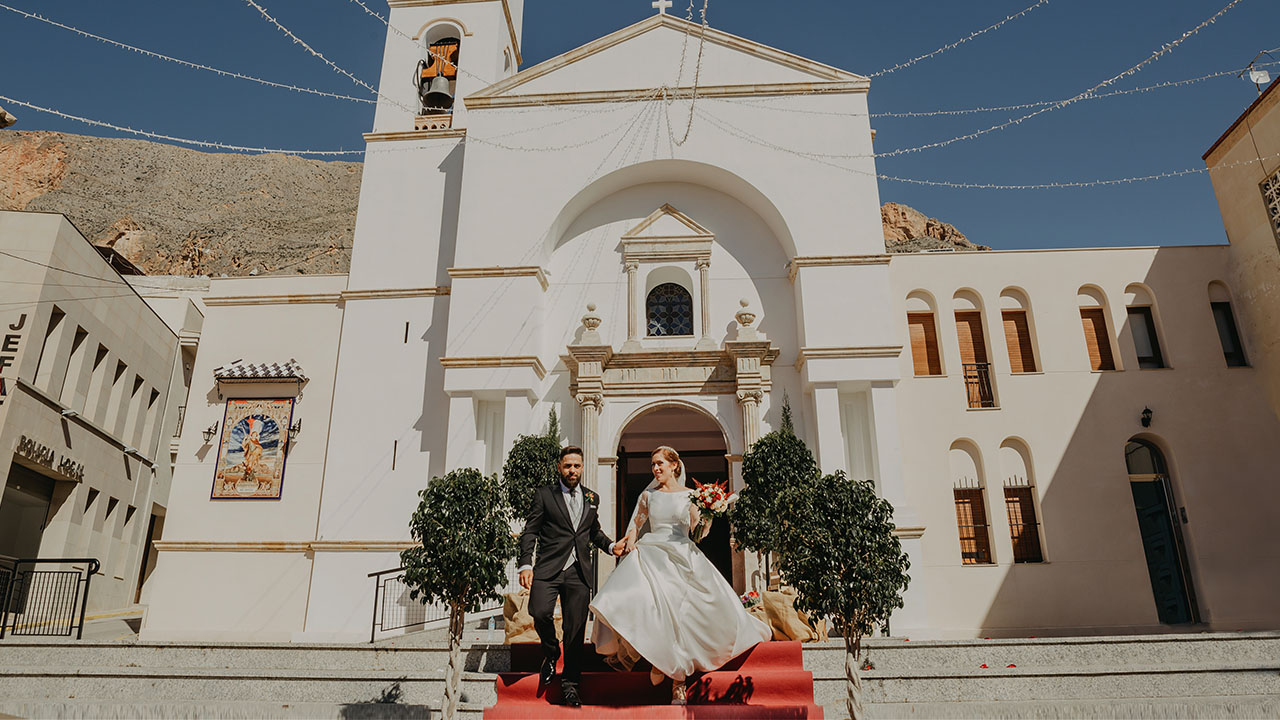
left=1077, top=285, right=1108, bottom=308
left=998, top=438, right=1034, bottom=485
left=906, top=289, right=938, bottom=314
left=548, top=159, right=796, bottom=260
left=1207, top=281, right=1232, bottom=304
left=1124, top=283, right=1167, bottom=369
left=999, top=287, right=1030, bottom=311
left=952, top=289, right=984, bottom=312
left=1124, top=283, right=1156, bottom=308
left=949, top=439, right=985, bottom=486
left=949, top=439, right=995, bottom=565
left=999, top=437, right=1045, bottom=562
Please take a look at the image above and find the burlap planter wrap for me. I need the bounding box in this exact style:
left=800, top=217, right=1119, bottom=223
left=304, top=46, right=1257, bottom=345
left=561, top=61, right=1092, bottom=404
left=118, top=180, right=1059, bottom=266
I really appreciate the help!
left=503, top=590, right=563, bottom=645
left=751, top=589, right=828, bottom=643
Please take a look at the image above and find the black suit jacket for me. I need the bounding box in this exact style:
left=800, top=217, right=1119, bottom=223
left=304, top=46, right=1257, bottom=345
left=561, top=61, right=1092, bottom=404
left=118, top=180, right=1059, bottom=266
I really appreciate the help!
left=519, top=483, right=614, bottom=582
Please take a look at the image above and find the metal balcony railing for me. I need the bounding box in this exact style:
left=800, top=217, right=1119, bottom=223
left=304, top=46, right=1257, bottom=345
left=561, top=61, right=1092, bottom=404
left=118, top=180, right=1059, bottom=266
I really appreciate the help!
left=963, top=362, right=997, bottom=409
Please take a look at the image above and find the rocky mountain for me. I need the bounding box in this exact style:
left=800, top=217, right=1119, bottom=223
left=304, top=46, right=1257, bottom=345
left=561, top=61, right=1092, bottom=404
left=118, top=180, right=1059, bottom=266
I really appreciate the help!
left=882, top=201, right=989, bottom=253
left=1, top=131, right=982, bottom=277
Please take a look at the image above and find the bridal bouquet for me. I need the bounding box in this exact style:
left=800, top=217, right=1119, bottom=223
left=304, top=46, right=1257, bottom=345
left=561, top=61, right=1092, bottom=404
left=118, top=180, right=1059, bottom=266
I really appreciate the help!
left=689, top=480, right=737, bottom=519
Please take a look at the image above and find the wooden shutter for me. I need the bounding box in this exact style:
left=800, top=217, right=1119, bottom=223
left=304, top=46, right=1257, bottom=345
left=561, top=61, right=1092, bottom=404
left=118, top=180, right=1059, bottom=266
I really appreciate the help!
left=954, top=311, right=988, bottom=365
left=907, top=313, right=942, bottom=376
left=1002, top=310, right=1037, bottom=373
left=953, top=487, right=993, bottom=564
left=1004, top=487, right=1044, bottom=563
left=1079, top=308, right=1115, bottom=371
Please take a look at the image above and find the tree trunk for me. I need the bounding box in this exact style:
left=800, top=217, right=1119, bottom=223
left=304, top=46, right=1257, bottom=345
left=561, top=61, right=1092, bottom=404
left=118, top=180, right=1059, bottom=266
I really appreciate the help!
left=442, top=602, right=466, bottom=720
left=844, top=632, right=865, bottom=720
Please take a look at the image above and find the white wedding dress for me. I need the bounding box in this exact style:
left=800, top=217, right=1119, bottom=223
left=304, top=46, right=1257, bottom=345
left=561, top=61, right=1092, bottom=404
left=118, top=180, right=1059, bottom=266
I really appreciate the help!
left=590, top=487, right=772, bottom=681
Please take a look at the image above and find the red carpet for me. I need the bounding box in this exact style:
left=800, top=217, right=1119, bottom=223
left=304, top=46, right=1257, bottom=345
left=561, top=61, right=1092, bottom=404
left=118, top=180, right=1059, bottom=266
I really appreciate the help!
left=484, top=641, right=824, bottom=719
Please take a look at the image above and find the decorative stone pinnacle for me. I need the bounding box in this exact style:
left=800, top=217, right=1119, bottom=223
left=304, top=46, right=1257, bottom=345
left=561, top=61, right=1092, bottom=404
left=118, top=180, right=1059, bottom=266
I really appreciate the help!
left=735, top=299, right=757, bottom=328
left=582, top=303, right=602, bottom=331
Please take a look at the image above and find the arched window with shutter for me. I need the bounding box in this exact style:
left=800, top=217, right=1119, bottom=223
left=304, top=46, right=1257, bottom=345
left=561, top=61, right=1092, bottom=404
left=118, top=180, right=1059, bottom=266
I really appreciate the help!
left=646, top=283, right=694, bottom=337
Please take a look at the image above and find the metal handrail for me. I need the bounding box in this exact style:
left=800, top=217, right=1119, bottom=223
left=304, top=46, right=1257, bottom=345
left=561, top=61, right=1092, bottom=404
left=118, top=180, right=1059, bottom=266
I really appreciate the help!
left=0, top=558, right=100, bottom=640
left=368, top=561, right=518, bottom=643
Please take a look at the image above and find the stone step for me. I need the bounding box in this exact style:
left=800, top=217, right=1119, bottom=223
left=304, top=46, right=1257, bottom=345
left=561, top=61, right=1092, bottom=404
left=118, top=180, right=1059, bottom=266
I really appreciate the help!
left=5, top=660, right=1277, bottom=707
left=2, top=632, right=1275, bottom=676
left=866, top=695, right=1280, bottom=719
left=0, top=666, right=499, bottom=707
left=812, top=662, right=1280, bottom=706
left=0, top=641, right=509, bottom=674
left=0, top=701, right=468, bottom=720
left=842, top=632, right=1280, bottom=673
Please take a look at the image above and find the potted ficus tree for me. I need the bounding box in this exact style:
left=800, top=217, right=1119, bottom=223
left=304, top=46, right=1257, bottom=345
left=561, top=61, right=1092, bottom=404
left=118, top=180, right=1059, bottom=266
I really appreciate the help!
left=775, top=471, right=911, bottom=720
left=733, top=397, right=819, bottom=583
left=401, top=468, right=517, bottom=720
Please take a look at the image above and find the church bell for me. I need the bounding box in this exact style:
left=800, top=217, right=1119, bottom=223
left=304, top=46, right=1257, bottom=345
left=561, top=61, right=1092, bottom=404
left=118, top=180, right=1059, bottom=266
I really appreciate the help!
left=422, top=76, right=454, bottom=111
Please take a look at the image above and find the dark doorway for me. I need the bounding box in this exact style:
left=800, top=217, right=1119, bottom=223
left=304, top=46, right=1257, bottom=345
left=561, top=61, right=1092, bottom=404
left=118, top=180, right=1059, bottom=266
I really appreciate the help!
left=616, top=406, right=735, bottom=586
left=0, top=463, right=55, bottom=559
left=1125, top=440, right=1197, bottom=625
left=134, top=510, right=164, bottom=603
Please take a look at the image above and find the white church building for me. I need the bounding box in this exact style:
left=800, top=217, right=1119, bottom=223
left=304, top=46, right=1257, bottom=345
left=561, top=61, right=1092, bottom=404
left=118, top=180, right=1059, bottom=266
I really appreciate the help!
left=137, top=1, right=1280, bottom=642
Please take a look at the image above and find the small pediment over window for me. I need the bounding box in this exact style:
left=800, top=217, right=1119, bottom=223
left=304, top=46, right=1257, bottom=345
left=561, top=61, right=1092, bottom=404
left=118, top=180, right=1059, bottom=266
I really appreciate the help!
left=622, top=205, right=713, bottom=264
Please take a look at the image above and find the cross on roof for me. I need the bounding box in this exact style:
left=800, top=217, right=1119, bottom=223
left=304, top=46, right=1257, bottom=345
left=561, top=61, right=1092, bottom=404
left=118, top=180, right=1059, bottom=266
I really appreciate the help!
left=652, top=0, right=673, bottom=15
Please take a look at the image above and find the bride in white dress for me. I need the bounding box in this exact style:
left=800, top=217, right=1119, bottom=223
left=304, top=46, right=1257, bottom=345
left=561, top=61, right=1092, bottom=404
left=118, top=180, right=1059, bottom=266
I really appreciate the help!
left=590, top=446, right=772, bottom=704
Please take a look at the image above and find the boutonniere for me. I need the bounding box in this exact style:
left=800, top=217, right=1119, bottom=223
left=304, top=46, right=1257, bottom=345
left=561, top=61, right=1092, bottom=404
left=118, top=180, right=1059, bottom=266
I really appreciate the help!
left=584, top=489, right=598, bottom=504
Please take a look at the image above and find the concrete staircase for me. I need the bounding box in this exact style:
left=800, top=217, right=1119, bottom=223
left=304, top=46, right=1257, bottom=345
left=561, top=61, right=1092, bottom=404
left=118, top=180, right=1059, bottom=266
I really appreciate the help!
left=0, top=631, right=1276, bottom=719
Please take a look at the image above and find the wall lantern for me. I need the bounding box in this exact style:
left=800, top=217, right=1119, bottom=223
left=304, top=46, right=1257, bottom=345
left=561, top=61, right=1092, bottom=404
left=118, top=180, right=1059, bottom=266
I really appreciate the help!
left=289, top=418, right=302, bottom=442
left=1140, top=407, right=1153, bottom=428
left=203, top=423, right=219, bottom=444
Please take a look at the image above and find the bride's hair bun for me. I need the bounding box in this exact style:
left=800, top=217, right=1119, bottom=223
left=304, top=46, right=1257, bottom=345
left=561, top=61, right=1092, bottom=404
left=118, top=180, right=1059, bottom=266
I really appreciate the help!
left=651, top=445, right=683, bottom=478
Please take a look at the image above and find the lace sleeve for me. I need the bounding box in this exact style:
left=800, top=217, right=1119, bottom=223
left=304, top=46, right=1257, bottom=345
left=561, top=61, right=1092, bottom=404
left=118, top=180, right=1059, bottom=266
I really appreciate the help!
left=625, top=489, right=650, bottom=542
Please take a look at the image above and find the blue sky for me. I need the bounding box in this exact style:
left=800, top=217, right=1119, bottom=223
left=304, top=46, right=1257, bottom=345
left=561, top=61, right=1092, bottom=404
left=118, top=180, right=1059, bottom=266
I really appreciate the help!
left=1, top=0, right=1276, bottom=250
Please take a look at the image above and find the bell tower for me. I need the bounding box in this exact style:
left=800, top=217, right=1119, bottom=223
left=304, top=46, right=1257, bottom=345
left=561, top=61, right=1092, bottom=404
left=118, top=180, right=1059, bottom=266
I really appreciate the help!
left=373, top=0, right=525, bottom=132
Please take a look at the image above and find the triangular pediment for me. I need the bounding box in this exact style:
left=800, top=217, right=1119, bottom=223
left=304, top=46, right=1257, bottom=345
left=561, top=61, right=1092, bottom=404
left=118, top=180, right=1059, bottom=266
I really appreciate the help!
left=469, top=14, right=867, bottom=107
left=623, top=204, right=713, bottom=240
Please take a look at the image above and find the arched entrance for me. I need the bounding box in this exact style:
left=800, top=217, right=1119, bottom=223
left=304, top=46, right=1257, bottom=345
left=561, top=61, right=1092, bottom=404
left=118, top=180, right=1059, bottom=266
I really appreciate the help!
left=615, top=405, right=735, bottom=586
left=1125, top=439, right=1198, bottom=624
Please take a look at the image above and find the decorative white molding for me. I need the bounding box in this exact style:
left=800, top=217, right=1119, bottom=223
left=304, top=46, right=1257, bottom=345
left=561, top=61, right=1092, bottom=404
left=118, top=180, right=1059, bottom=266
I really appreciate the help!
left=203, top=293, right=342, bottom=307
left=795, top=345, right=903, bottom=371
left=440, top=355, right=547, bottom=380
left=892, top=526, right=927, bottom=540
left=448, top=266, right=548, bottom=290
left=787, top=255, right=892, bottom=282
left=469, top=14, right=866, bottom=110
left=363, top=128, right=467, bottom=143
left=470, top=82, right=869, bottom=109
left=340, top=287, right=451, bottom=301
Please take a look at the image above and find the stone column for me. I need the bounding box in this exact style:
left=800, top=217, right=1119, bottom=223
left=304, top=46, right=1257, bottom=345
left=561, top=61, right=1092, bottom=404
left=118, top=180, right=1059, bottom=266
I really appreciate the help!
left=576, top=393, right=603, bottom=474
left=567, top=303, right=612, bottom=477
left=695, top=259, right=717, bottom=350
left=737, top=390, right=764, bottom=448
left=625, top=262, right=640, bottom=346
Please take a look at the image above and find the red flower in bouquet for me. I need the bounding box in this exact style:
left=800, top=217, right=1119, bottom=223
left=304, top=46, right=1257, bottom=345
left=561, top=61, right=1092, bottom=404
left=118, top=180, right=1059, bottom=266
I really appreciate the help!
left=689, top=479, right=736, bottom=519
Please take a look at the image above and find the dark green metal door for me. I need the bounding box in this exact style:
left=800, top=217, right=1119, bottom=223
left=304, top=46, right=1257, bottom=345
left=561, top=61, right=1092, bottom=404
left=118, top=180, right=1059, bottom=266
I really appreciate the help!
left=1130, top=479, right=1193, bottom=625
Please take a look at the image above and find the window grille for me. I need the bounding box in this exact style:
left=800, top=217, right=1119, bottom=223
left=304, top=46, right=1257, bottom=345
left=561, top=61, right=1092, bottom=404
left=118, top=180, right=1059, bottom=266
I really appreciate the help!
left=1264, top=168, right=1280, bottom=243
left=1003, top=476, right=1044, bottom=563
left=646, top=283, right=694, bottom=337
left=953, top=477, right=993, bottom=564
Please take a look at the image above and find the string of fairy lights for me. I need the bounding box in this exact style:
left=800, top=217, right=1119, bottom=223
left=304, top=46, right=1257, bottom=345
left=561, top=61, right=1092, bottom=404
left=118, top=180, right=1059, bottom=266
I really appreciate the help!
left=0, top=0, right=1268, bottom=190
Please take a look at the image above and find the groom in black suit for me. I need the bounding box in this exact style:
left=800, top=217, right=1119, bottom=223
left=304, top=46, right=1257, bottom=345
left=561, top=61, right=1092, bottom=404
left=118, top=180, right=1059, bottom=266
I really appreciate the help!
left=518, top=445, right=621, bottom=706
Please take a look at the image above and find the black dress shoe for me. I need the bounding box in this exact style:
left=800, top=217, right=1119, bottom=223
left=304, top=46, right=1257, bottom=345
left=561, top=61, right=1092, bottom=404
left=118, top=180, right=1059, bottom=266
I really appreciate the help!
left=539, top=660, right=556, bottom=687
left=560, top=682, right=582, bottom=707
